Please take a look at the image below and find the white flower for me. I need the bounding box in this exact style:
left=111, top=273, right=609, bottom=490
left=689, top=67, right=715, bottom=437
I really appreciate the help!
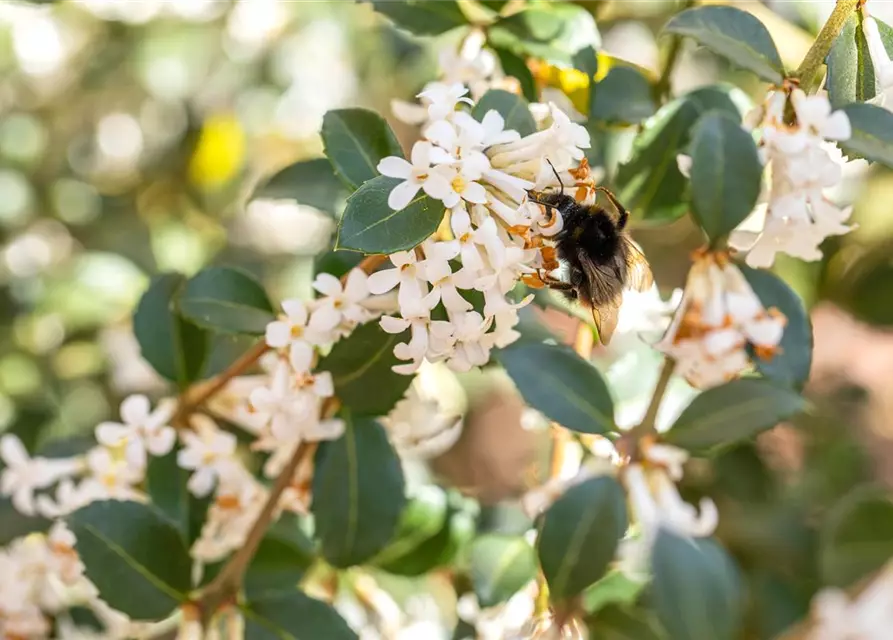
left=265, top=299, right=340, bottom=349
left=378, top=141, right=454, bottom=210
left=731, top=88, right=854, bottom=268
left=368, top=250, right=431, bottom=318
left=656, top=252, right=786, bottom=389
left=380, top=313, right=455, bottom=375
left=809, top=563, right=893, bottom=640
left=79, top=446, right=145, bottom=502
left=248, top=358, right=316, bottom=441
left=95, top=394, right=176, bottom=470
left=383, top=382, right=462, bottom=460
left=447, top=311, right=493, bottom=372
left=417, top=82, right=472, bottom=122
left=177, top=416, right=240, bottom=497
left=191, top=472, right=267, bottom=563
left=0, top=435, right=82, bottom=516
left=312, top=268, right=374, bottom=326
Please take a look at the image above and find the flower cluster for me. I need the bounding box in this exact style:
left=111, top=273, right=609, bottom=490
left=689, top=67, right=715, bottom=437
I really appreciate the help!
left=0, top=522, right=131, bottom=639
left=656, top=250, right=787, bottom=389
left=375, top=83, right=593, bottom=374
left=731, top=87, right=853, bottom=268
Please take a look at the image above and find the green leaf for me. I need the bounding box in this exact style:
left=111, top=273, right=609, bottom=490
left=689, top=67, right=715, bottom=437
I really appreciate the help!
left=651, top=531, right=743, bottom=640
left=591, top=67, right=656, bottom=125
left=470, top=534, right=537, bottom=607
left=245, top=516, right=316, bottom=599
left=321, top=109, right=403, bottom=190
left=826, top=13, right=876, bottom=108
left=372, top=486, right=448, bottom=575
left=666, top=378, right=806, bottom=455
left=67, top=500, right=191, bottom=620
left=378, top=501, right=473, bottom=576
left=573, top=45, right=599, bottom=78
left=179, top=267, right=274, bottom=335
left=615, top=85, right=741, bottom=223
left=252, top=158, right=349, bottom=216
left=369, top=0, right=468, bottom=36
left=663, top=6, right=784, bottom=83
left=821, top=486, right=893, bottom=587
left=498, top=341, right=614, bottom=435
left=0, top=498, right=49, bottom=546
left=537, top=476, right=628, bottom=601
left=588, top=605, right=667, bottom=640
left=472, top=89, right=536, bottom=136
left=244, top=590, right=359, bottom=640
left=336, top=175, right=444, bottom=253
left=146, top=445, right=191, bottom=542
left=317, top=320, right=413, bottom=416
left=494, top=47, right=538, bottom=103
left=741, top=266, right=812, bottom=390
left=839, top=102, right=893, bottom=167
left=582, top=570, right=646, bottom=615
left=133, top=273, right=208, bottom=387
left=488, top=4, right=600, bottom=66
left=688, top=112, right=762, bottom=242
left=311, top=416, right=406, bottom=568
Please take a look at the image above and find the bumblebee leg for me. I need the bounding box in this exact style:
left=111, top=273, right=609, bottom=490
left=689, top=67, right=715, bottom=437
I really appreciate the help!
left=541, top=276, right=574, bottom=292
left=594, top=187, right=629, bottom=230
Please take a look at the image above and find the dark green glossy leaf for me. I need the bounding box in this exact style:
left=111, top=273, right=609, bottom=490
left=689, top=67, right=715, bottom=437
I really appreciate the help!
left=372, top=487, right=447, bottom=569
left=68, top=500, right=191, bottom=620
left=664, top=6, right=784, bottom=83
left=321, top=108, right=403, bottom=190
left=499, top=341, right=614, bottom=434
left=652, top=531, right=743, bottom=640
left=66, top=606, right=106, bottom=633
left=378, top=501, right=473, bottom=576
left=591, top=67, right=656, bottom=125
left=245, top=516, right=316, bottom=599
left=488, top=4, right=600, bottom=66
left=370, top=0, right=468, bottom=36
left=244, top=590, right=359, bottom=640
left=839, top=102, right=893, bottom=167
left=470, top=534, right=537, bottom=607
left=201, top=333, right=259, bottom=378
left=741, top=266, right=812, bottom=389
left=472, top=89, right=536, bottom=136
left=537, top=476, right=627, bottom=601
left=616, top=85, right=740, bottom=223
left=146, top=445, right=190, bottom=542
left=133, top=273, right=208, bottom=386
left=493, top=47, right=538, bottom=102
left=688, top=112, right=762, bottom=242
left=573, top=45, right=599, bottom=78
left=666, top=378, right=806, bottom=455
left=317, top=320, right=412, bottom=416
left=821, top=486, right=893, bottom=587
left=252, top=158, right=349, bottom=216
left=826, top=13, right=876, bottom=108
left=179, top=267, right=274, bottom=335
left=311, top=416, right=406, bottom=568
left=336, top=175, right=444, bottom=253
left=588, top=605, right=667, bottom=640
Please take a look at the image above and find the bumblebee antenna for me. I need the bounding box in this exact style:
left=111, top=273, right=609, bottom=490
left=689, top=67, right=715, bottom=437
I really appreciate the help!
left=546, top=159, right=565, bottom=195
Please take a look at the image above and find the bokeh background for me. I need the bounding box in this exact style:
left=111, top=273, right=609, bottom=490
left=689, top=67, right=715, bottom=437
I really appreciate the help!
left=1, top=0, right=893, bottom=635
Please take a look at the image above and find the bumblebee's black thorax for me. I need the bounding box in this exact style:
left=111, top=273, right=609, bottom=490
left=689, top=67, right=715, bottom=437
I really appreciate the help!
left=541, top=193, right=622, bottom=266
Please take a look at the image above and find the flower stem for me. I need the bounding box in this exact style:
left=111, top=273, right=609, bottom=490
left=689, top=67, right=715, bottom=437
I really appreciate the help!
left=794, top=0, right=861, bottom=93
left=638, top=357, right=675, bottom=435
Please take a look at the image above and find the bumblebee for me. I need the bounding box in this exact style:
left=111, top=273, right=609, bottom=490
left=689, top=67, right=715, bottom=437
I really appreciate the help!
left=531, top=186, right=653, bottom=345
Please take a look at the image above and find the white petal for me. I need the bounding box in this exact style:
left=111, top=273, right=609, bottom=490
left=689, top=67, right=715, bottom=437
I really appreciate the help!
left=120, top=394, right=151, bottom=425
left=367, top=268, right=401, bottom=295
left=380, top=315, right=411, bottom=334
left=281, top=299, right=308, bottom=324
left=265, top=321, right=292, bottom=348
left=289, top=340, right=315, bottom=372
left=676, top=154, right=692, bottom=178
left=343, top=269, right=369, bottom=301
left=309, top=306, right=341, bottom=334
left=377, top=156, right=413, bottom=179
left=0, top=434, right=28, bottom=467
left=821, top=111, right=852, bottom=141
left=313, top=372, right=335, bottom=398
left=312, top=272, right=342, bottom=298
left=147, top=427, right=177, bottom=457
left=188, top=468, right=215, bottom=497
left=461, top=181, right=487, bottom=204
left=95, top=423, right=129, bottom=447
left=311, top=418, right=345, bottom=441
left=424, top=120, right=457, bottom=148
left=388, top=179, right=423, bottom=211
left=422, top=171, right=452, bottom=202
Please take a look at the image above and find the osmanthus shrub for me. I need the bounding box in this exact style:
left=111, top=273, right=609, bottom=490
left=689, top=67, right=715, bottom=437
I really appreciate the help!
left=3, top=0, right=893, bottom=638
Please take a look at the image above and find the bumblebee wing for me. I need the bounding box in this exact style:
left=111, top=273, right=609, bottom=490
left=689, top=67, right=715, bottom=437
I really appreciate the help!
left=576, top=247, right=618, bottom=306
left=623, top=236, right=653, bottom=292
left=591, top=301, right=620, bottom=345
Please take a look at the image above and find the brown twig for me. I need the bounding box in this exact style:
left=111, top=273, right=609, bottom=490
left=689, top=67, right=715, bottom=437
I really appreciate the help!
left=180, top=253, right=386, bottom=622
left=794, top=0, right=860, bottom=93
